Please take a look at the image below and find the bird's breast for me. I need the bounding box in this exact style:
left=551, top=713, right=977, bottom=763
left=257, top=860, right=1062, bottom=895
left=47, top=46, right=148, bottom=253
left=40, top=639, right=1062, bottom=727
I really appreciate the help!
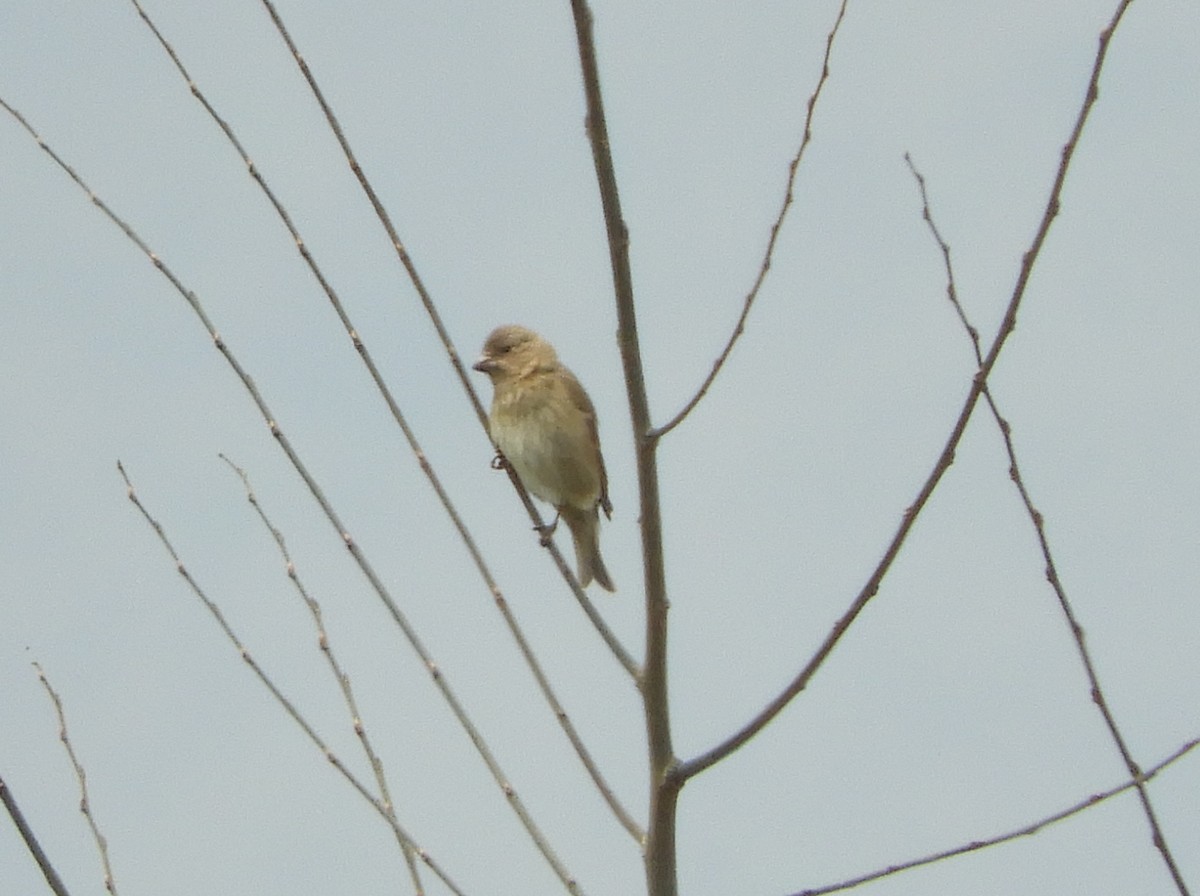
left=490, top=385, right=599, bottom=511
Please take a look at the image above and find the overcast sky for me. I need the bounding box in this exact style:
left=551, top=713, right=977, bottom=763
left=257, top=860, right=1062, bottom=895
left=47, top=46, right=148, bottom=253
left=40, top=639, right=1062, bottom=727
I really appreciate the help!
left=2, top=2, right=1198, bottom=895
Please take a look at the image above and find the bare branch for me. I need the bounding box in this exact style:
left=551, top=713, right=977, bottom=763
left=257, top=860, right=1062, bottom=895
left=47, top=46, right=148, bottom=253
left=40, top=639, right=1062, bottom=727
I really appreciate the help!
left=250, top=0, right=489, bottom=430
left=219, top=456, right=428, bottom=891
left=116, top=451, right=580, bottom=889
left=118, top=461, right=472, bottom=896
left=651, top=0, right=850, bottom=440
left=33, top=664, right=120, bottom=895
left=114, top=462, right=468, bottom=896
left=1, top=76, right=609, bottom=896
left=676, top=0, right=1139, bottom=783
left=123, top=0, right=637, bottom=677
left=1, top=771, right=75, bottom=896
left=792, top=737, right=1200, bottom=896
left=567, top=0, right=673, bottom=889
left=907, top=151, right=1192, bottom=896
left=220, top=455, right=644, bottom=846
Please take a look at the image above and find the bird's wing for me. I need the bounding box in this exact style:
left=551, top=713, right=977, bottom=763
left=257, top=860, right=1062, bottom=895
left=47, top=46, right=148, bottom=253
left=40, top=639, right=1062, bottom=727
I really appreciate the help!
left=563, top=367, right=612, bottom=519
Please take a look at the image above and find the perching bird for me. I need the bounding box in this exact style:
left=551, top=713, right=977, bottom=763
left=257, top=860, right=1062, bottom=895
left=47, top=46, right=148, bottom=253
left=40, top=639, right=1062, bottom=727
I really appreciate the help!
left=473, top=324, right=615, bottom=591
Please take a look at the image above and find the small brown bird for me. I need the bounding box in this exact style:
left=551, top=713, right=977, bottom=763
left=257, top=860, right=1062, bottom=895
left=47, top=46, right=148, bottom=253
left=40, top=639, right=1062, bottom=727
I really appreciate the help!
left=473, top=325, right=615, bottom=591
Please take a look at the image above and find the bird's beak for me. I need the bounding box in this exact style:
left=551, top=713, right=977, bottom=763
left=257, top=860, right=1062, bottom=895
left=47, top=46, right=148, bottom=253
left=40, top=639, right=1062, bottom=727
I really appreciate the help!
left=472, top=355, right=495, bottom=373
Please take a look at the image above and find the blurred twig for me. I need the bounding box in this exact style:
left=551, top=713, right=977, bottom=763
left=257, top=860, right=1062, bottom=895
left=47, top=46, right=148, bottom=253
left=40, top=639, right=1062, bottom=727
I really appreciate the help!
left=1, top=772, right=74, bottom=896
left=33, top=664, right=119, bottom=895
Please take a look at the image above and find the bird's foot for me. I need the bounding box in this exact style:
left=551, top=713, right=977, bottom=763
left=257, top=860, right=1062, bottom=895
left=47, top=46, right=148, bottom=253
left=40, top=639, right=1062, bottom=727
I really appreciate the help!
left=534, top=513, right=560, bottom=546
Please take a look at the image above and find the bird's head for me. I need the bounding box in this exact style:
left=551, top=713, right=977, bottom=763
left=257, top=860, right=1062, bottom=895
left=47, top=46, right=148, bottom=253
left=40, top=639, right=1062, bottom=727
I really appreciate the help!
left=473, top=325, right=558, bottom=382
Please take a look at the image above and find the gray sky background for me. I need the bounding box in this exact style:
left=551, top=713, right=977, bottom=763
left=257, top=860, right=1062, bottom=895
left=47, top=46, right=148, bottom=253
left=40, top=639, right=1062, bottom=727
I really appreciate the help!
left=2, top=2, right=1198, bottom=894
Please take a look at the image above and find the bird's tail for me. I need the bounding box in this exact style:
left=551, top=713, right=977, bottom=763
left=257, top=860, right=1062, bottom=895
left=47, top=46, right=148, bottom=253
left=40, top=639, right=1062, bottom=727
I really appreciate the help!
left=561, top=505, right=615, bottom=592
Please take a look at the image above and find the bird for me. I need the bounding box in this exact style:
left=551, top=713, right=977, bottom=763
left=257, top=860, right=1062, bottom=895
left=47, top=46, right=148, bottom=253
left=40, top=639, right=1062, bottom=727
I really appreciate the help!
left=473, top=324, right=615, bottom=591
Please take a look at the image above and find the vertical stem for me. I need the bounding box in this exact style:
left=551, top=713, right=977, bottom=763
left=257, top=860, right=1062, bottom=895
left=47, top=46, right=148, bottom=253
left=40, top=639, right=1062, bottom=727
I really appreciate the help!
left=566, top=2, right=676, bottom=893
left=639, top=443, right=675, bottom=896
left=645, top=758, right=681, bottom=896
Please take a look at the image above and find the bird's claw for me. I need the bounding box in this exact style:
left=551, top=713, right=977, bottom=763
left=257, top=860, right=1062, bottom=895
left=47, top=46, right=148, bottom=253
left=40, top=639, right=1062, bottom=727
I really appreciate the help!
left=534, top=514, right=560, bottom=547
left=490, top=451, right=508, bottom=471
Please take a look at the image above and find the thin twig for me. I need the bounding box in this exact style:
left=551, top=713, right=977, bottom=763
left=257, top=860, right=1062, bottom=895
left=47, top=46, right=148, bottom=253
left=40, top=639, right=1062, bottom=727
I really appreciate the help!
left=906, top=151, right=1191, bottom=896
left=902, top=155, right=981, bottom=360
left=117, top=461, right=469, bottom=896
left=676, top=0, right=1139, bottom=784
left=219, top=455, right=427, bottom=892
left=33, top=664, right=120, bottom=895
left=1, top=772, right=74, bottom=896
left=252, top=0, right=485, bottom=426
left=652, top=0, right=850, bottom=440
left=792, top=737, right=1200, bottom=895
